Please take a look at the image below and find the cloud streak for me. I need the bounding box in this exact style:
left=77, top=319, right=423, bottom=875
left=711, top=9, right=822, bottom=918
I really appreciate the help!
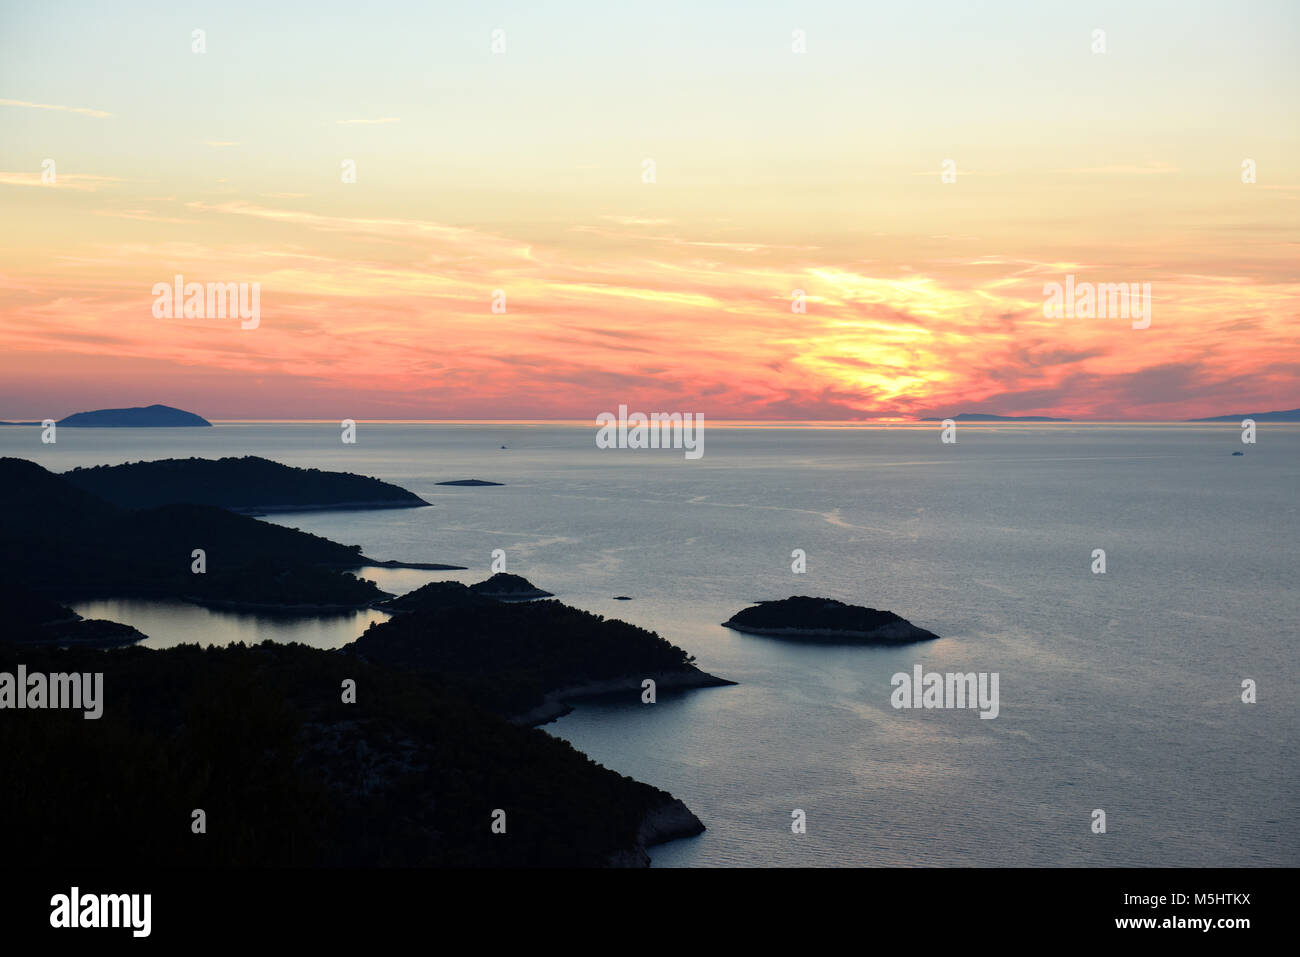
left=0, top=97, right=112, bottom=118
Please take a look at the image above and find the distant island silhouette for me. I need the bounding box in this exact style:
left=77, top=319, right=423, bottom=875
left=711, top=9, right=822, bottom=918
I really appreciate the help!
left=0, top=403, right=211, bottom=427
left=723, top=596, right=941, bottom=644
left=920, top=413, right=1071, bottom=422
left=1188, top=407, right=1300, bottom=422
left=436, top=479, right=504, bottom=486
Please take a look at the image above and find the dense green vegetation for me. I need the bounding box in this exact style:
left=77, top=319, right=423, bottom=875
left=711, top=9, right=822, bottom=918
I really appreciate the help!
left=62, top=455, right=429, bottom=511
left=0, top=640, right=689, bottom=866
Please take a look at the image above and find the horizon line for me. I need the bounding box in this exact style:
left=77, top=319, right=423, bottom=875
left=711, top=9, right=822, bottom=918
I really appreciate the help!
left=194, top=417, right=1292, bottom=427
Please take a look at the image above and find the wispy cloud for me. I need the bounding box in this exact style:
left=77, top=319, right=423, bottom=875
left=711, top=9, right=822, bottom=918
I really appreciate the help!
left=600, top=215, right=673, bottom=226
left=0, top=171, right=124, bottom=191
left=911, top=167, right=993, bottom=177
left=92, top=209, right=197, bottom=225
left=572, top=224, right=817, bottom=253
left=183, top=200, right=534, bottom=260
left=0, top=97, right=112, bottom=118
left=1054, top=162, right=1178, bottom=175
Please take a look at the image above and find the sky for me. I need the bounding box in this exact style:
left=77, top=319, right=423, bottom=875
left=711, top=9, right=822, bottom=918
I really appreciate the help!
left=1, top=0, right=1297, bottom=420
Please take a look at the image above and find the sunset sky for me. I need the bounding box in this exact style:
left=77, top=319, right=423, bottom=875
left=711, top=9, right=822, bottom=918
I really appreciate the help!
left=2, top=0, right=1297, bottom=420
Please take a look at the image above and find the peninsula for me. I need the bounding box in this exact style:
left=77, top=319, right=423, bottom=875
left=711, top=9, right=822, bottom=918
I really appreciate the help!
left=353, top=579, right=733, bottom=723
left=5, top=584, right=146, bottom=648
left=62, top=456, right=430, bottom=513
left=0, top=457, right=400, bottom=610
left=0, top=638, right=703, bottom=866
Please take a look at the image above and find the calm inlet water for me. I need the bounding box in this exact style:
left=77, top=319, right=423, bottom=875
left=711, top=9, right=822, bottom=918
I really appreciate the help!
left=8, top=422, right=1298, bottom=866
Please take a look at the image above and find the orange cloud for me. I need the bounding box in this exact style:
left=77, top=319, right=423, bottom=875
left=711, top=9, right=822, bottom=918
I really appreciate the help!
left=1, top=190, right=1296, bottom=420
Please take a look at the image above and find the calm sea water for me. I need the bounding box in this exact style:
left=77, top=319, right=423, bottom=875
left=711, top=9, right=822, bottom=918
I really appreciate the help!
left=6, top=422, right=1298, bottom=866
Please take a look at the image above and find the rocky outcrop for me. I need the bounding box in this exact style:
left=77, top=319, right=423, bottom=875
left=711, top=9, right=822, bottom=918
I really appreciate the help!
left=468, top=573, right=553, bottom=601
left=723, top=596, right=940, bottom=644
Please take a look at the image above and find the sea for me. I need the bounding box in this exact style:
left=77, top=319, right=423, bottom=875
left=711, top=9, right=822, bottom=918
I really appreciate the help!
left=5, top=421, right=1297, bottom=867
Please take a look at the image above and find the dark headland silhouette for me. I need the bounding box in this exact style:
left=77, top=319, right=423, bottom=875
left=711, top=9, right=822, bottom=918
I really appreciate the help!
left=0, top=403, right=211, bottom=427
left=0, top=455, right=731, bottom=865
left=361, top=578, right=731, bottom=723
left=376, top=574, right=555, bottom=610
left=0, top=458, right=461, bottom=611
left=64, top=455, right=431, bottom=513
left=2, top=584, right=145, bottom=648
left=0, top=638, right=705, bottom=866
